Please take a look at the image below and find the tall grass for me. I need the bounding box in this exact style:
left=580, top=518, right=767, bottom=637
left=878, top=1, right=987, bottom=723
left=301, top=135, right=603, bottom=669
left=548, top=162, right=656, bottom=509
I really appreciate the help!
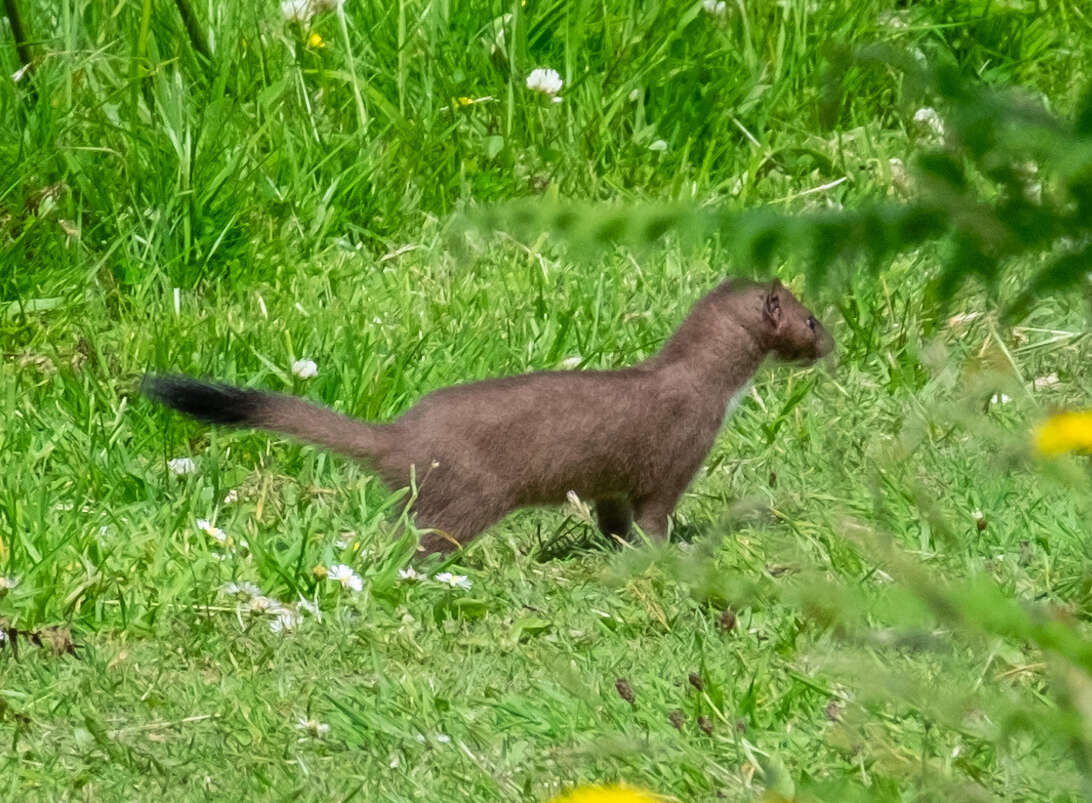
left=3, top=1, right=1089, bottom=295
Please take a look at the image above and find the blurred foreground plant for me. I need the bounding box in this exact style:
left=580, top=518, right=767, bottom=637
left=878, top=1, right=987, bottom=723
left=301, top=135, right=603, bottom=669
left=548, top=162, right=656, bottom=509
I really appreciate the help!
left=612, top=406, right=1092, bottom=798
left=549, top=784, right=659, bottom=803
left=1034, top=411, right=1092, bottom=457
left=469, top=54, right=1092, bottom=319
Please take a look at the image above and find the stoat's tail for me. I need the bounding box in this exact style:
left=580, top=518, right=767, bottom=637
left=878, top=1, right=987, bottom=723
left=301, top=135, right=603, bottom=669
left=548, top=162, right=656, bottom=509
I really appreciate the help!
left=142, top=375, right=387, bottom=462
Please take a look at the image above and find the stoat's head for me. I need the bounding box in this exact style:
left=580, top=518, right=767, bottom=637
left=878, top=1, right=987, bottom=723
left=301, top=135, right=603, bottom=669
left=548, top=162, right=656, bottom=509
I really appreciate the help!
left=653, top=278, right=834, bottom=370
left=756, top=279, right=834, bottom=365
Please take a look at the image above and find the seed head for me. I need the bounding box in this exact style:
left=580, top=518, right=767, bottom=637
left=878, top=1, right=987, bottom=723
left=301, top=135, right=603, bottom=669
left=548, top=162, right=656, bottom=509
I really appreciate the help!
left=615, top=678, right=635, bottom=705
left=719, top=608, right=737, bottom=633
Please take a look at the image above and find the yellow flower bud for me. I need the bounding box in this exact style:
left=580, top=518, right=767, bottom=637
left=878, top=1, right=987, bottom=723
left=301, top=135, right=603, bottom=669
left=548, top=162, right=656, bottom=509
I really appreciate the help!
left=1033, top=410, right=1092, bottom=456
left=549, top=785, right=658, bottom=803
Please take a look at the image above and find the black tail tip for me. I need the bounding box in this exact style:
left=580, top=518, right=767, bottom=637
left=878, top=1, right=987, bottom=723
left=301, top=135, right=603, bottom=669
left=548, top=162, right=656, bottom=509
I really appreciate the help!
left=141, top=374, right=263, bottom=427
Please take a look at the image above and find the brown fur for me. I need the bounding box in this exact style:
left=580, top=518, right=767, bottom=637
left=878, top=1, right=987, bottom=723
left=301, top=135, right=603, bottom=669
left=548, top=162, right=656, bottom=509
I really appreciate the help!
left=143, top=279, right=833, bottom=556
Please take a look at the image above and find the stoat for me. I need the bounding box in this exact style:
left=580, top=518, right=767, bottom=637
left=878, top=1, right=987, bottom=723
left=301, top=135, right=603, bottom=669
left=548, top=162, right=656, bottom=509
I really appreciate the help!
left=144, top=279, right=833, bottom=556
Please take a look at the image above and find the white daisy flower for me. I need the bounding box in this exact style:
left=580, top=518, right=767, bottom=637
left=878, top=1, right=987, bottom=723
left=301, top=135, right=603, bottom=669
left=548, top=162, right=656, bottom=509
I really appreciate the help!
left=434, top=572, right=472, bottom=591
left=296, top=716, right=331, bottom=737
left=912, top=107, right=945, bottom=139
left=281, top=0, right=312, bottom=23
left=167, top=457, right=197, bottom=475
left=271, top=607, right=302, bottom=633
left=1032, top=373, right=1060, bottom=391
left=702, top=0, right=727, bottom=15
left=1017, top=161, right=1042, bottom=203
left=888, top=156, right=909, bottom=187
left=398, top=567, right=425, bottom=582
left=223, top=489, right=239, bottom=504
left=328, top=564, right=363, bottom=592
left=249, top=595, right=276, bottom=614
left=878, top=10, right=910, bottom=29
left=196, top=518, right=227, bottom=544
left=526, top=67, right=563, bottom=97
left=221, top=581, right=262, bottom=598
left=292, top=358, right=318, bottom=379
left=648, top=139, right=667, bottom=152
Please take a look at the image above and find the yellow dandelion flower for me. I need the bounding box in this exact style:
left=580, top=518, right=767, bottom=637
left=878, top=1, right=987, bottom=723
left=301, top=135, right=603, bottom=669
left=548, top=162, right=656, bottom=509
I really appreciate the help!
left=457, top=96, right=475, bottom=106
left=312, top=565, right=328, bottom=579
left=1033, top=410, right=1092, bottom=456
left=549, top=784, right=658, bottom=803
left=308, top=31, right=325, bottom=48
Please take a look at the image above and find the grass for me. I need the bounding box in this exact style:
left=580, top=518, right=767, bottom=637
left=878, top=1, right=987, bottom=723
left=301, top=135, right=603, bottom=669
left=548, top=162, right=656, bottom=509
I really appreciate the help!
left=3, top=0, right=1092, bottom=800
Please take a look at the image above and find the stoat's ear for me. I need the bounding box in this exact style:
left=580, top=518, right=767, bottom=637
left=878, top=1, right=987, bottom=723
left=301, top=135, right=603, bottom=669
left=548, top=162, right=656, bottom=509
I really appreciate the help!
left=763, top=281, right=782, bottom=327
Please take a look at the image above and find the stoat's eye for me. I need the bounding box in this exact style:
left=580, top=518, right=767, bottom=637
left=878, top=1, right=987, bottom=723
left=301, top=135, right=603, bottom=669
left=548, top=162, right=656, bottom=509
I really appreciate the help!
left=806, top=316, right=817, bottom=332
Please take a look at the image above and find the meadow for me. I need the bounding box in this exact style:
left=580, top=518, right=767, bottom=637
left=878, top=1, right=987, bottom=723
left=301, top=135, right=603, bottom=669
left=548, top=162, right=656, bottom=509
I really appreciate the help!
left=3, top=0, right=1092, bottom=800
